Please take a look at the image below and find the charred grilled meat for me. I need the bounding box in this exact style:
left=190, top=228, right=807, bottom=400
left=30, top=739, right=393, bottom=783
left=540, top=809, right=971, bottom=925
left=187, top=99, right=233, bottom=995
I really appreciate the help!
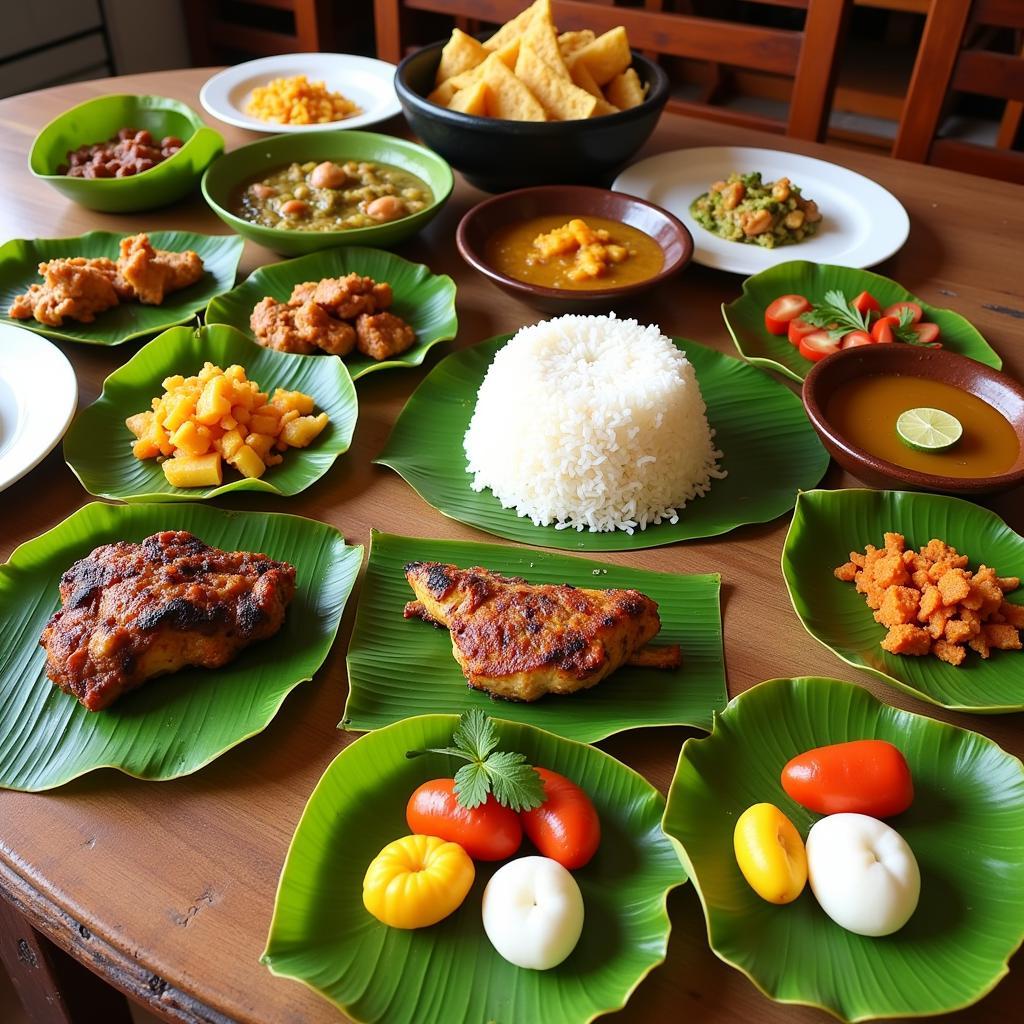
left=40, top=531, right=296, bottom=711
left=403, top=561, right=680, bottom=701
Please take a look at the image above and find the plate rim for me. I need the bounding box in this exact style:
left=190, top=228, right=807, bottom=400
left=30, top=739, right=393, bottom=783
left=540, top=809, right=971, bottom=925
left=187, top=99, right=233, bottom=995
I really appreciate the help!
left=612, top=145, right=910, bottom=275
left=199, top=52, right=402, bottom=133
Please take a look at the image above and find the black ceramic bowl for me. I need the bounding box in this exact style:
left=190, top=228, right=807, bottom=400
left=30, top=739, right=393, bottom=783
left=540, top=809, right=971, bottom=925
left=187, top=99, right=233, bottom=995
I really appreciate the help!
left=395, top=40, right=669, bottom=192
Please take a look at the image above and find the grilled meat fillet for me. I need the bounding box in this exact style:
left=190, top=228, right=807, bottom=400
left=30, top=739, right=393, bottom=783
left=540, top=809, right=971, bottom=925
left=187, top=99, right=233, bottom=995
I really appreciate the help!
left=40, top=531, right=296, bottom=711
left=403, top=561, right=680, bottom=701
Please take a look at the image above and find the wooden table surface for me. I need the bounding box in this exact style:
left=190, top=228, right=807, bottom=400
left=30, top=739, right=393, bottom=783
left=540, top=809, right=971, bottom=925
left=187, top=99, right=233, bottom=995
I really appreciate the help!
left=1, top=67, right=1022, bottom=1024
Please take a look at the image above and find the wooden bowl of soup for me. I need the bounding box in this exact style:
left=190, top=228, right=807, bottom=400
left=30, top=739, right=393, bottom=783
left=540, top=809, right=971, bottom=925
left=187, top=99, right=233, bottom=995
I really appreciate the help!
left=456, top=185, right=692, bottom=313
left=803, top=345, right=1024, bottom=495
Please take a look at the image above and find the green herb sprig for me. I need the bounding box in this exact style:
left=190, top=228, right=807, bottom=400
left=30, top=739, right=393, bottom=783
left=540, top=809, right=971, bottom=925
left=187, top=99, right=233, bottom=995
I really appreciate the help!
left=803, top=289, right=921, bottom=344
left=406, top=709, right=545, bottom=811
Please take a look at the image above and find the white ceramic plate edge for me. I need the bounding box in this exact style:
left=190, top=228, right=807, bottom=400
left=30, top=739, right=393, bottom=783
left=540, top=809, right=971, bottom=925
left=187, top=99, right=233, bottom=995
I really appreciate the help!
left=200, top=53, right=401, bottom=133
left=0, top=324, right=77, bottom=492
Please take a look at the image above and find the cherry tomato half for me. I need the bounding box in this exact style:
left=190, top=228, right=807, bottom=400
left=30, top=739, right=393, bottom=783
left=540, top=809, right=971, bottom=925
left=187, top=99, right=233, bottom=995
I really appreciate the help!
left=909, top=321, right=941, bottom=345
left=407, top=779, right=522, bottom=861
left=520, top=767, right=600, bottom=870
left=841, top=330, right=874, bottom=349
left=781, top=740, right=914, bottom=818
left=871, top=315, right=899, bottom=344
left=882, top=301, right=923, bottom=324
left=788, top=316, right=819, bottom=348
left=851, top=291, right=881, bottom=317
left=765, top=294, right=812, bottom=335
left=798, top=329, right=840, bottom=362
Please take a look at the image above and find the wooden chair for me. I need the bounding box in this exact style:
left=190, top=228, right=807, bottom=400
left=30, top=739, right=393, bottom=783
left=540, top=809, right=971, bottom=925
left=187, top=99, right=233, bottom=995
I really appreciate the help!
left=892, top=0, right=1024, bottom=183
left=183, top=0, right=334, bottom=63
left=374, top=0, right=853, bottom=141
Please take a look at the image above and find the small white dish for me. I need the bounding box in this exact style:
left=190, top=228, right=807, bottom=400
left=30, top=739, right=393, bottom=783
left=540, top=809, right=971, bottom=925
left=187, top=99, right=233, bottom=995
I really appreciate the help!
left=200, top=53, right=401, bottom=134
left=613, top=146, right=910, bottom=275
left=0, top=324, right=77, bottom=492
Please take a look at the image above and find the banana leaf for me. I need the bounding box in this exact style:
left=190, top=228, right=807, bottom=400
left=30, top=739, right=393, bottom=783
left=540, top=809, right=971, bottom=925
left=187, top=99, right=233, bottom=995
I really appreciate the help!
left=0, top=502, right=361, bottom=791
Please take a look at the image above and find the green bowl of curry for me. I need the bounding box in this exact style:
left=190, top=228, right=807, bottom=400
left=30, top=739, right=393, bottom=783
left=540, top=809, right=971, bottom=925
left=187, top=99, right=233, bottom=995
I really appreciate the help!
left=456, top=185, right=692, bottom=313
left=201, top=130, right=454, bottom=256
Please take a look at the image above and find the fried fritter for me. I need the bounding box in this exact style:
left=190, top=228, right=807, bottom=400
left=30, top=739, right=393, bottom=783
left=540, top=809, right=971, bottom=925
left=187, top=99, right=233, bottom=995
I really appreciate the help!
left=249, top=297, right=356, bottom=355
left=403, top=561, right=680, bottom=701
left=9, top=258, right=122, bottom=326
left=116, top=233, right=204, bottom=304
left=355, top=310, right=416, bottom=360
left=313, top=273, right=392, bottom=319
left=40, top=530, right=296, bottom=711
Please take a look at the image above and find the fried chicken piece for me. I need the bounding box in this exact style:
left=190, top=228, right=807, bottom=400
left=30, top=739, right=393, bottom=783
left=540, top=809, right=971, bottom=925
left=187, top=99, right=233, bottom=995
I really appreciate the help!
left=249, top=297, right=355, bottom=355
left=313, top=273, right=392, bottom=319
left=116, top=233, right=204, bottom=304
left=289, top=281, right=319, bottom=305
left=403, top=562, right=680, bottom=702
left=39, top=531, right=295, bottom=711
left=355, top=311, right=415, bottom=360
left=9, top=258, right=122, bottom=326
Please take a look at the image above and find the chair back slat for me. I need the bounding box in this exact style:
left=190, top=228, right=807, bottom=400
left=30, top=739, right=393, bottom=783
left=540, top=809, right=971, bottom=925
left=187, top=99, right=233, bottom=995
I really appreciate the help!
left=953, top=50, right=1024, bottom=103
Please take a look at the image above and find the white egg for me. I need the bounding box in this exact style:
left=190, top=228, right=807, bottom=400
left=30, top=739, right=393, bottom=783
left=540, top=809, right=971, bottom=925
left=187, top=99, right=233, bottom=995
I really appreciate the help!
left=806, top=813, right=920, bottom=937
left=481, top=856, right=585, bottom=970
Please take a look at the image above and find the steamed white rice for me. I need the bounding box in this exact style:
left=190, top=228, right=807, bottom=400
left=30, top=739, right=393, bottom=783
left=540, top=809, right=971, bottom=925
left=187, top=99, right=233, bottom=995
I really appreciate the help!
left=463, top=314, right=725, bottom=534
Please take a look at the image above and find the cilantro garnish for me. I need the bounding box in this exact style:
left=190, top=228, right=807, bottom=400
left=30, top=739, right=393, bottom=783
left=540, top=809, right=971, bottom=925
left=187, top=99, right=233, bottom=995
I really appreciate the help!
left=803, top=289, right=922, bottom=344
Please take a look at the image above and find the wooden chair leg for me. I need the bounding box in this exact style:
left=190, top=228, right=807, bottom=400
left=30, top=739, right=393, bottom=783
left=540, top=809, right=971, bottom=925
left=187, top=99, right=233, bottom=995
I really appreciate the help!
left=374, top=0, right=405, bottom=63
left=0, top=898, right=132, bottom=1024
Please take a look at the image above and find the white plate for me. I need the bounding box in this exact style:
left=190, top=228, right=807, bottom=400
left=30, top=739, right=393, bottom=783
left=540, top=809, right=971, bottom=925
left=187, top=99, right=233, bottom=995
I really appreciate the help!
left=613, top=146, right=910, bottom=275
left=200, top=53, right=401, bottom=133
left=0, top=324, right=77, bottom=492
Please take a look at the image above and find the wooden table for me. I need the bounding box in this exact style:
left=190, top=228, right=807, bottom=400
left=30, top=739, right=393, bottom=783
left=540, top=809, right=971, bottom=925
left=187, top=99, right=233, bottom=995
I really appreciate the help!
left=1, top=68, right=1022, bottom=1024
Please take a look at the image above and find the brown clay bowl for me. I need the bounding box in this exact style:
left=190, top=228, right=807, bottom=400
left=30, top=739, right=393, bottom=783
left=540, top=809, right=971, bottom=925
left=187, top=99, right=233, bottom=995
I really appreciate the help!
left=802, top=344, right=1024, bottom=496
left=455, top=185, right=693, bottom=314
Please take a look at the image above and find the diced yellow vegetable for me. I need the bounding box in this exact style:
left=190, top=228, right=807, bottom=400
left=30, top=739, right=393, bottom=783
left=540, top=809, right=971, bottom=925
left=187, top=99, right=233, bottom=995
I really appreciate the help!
left=249, top=413, right=280, bottom=435
left=245, top=432, right=275, bottom=461
left=132, top=437, right=161, bottom=460
left=196, top=376, right=232, bottom=425
left=162, top=392, right=198, bottom=432
left=219, top=415, right=238, bottom=431
left=280, top=412, right=329, bottom=449
left=217, top=428, right=245, bottom=461
left=169, top=420, right=212, bottom=456
left=229, top=444, right=266, bottom=479
left=232, top=405, right=252, bottom=426
left=271, top=388, right=316, bottom=415
left=162, top=452, right=223, bottom=488
left=126, top=412, right=153, bottom=439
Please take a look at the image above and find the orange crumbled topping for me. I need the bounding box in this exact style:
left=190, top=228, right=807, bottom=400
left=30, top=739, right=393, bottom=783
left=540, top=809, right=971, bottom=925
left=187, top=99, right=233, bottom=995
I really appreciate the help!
left=834, top=532, right=1022, bottom=665
left=530, top=218, right=630, bottom=282
left=245, top=75, right=361, bottom=125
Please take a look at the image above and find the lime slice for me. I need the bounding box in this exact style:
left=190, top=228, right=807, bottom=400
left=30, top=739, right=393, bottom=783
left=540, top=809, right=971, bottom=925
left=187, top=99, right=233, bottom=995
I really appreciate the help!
left=896, top=407, right=963, bottom=452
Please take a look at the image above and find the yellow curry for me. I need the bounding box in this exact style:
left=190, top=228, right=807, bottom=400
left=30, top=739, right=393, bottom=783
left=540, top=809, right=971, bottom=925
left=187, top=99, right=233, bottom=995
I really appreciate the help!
left=485, top=214, right=663, bottom=290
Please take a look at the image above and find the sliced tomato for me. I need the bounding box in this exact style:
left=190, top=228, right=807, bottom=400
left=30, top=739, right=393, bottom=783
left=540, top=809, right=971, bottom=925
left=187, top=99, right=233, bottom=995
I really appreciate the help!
left=909, top=321, right=941, bottom=345
left=787, top=316, right=818, bottom=348
left=798, top=329, right=840, bottom=362
left=851, top=291, right=881, bottom=317
left=841, top=330, right=874, bottom=349
left=765, top=294, right=811, bottom=335
left=882, top=301, right=923, bottom=324
left=871, top=315, right=899, bottom=344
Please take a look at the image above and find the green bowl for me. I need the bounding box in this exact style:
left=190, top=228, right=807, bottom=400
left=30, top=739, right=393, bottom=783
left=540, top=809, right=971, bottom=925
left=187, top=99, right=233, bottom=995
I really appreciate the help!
left=200, top=130, right=454, bottom=256
left=29, top=94, right=224, bottom=213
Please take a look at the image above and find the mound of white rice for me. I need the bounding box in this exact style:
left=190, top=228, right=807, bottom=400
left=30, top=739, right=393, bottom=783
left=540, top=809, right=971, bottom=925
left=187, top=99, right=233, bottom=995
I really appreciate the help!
left=463, top=314, right=725, bottom=534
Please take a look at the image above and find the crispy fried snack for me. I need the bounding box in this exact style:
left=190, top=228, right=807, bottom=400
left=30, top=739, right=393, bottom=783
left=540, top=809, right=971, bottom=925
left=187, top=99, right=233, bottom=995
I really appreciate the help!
left=116, top=233, right=204, bottom=304
left=835, top=533, right=1023, bottom=665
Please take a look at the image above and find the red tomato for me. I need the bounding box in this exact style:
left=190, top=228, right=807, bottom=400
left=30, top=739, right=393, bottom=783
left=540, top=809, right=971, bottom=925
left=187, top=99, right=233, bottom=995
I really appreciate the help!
left=841, top=330, right=874, bottom=349
left=851, top=291, right=880, bottom=316
left=871, top=315, right=899, bottom=344
left=798, top=329, right=840, bottom=362
left=407, top=779, right=522, bottom=861
left=765, top=294, right=812, bottom=335
left=882, top=301, right=923, bottom=324
left=909, top=321, right=941, bottom=345
left=520, top=767, right=600, bottom=870
left=781, top=740, right=914, bottom=818
left=787, top=316, right=818, bottom=348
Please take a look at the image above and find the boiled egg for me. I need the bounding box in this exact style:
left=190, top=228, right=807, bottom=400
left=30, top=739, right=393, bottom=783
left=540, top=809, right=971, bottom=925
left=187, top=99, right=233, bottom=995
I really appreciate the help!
left=806, top=813, right=920, bottom=936
left=481, top=856, right=584, bottom=970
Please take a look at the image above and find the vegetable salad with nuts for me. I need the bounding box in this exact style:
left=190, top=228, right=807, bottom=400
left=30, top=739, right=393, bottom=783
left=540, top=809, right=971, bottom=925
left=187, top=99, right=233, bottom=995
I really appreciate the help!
left=690, top=172, right=822, bottom=248
left=236, top=159, right=433, bottom=232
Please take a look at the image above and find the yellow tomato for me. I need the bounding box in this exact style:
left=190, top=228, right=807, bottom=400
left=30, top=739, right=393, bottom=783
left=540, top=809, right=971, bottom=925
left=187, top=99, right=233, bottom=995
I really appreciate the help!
left=733, top=803, right=807, bottom=905
left=363, top=834, right=475, bottom=929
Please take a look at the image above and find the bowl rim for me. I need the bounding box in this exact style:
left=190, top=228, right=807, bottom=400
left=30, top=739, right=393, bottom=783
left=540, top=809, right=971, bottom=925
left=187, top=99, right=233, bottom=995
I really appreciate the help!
left=455, top=184, right=693, bottom=300
left=395, top=38, right=670, bottom=130
left=28, top=93, right=215, bottom=183
left=802, top=345, right=1024, bottom=493
left=199, top=128, right=455, bottom=241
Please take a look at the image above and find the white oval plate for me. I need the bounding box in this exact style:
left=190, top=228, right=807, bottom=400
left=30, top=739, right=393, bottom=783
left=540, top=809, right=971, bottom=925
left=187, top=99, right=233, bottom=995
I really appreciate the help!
left=0, top=324, right=77, bottom=492
left=613, top=146, right=910, bottom=275
left=200, top=53, right=401, bottom=133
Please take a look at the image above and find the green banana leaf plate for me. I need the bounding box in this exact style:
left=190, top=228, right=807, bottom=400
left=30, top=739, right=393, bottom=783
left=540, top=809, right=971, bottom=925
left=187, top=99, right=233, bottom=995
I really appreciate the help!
left=344, top=531, right=726, bottom=742
left=205, top=245, right=458, bottom=380
left=263, top=713, right=686, bottom=1024
left=64, top=324, right=357, bottom=503
left=662, top=676, right=1024, bottom=1022
left=722, top=260, right=1002, bottom=383
left=783, top=489, right=1024, bottom=713
left=375, top=335, right=829, bottom=552
left=0, top=502, right=361, bottom=792
left=0, top=230, right=243, bottom=345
